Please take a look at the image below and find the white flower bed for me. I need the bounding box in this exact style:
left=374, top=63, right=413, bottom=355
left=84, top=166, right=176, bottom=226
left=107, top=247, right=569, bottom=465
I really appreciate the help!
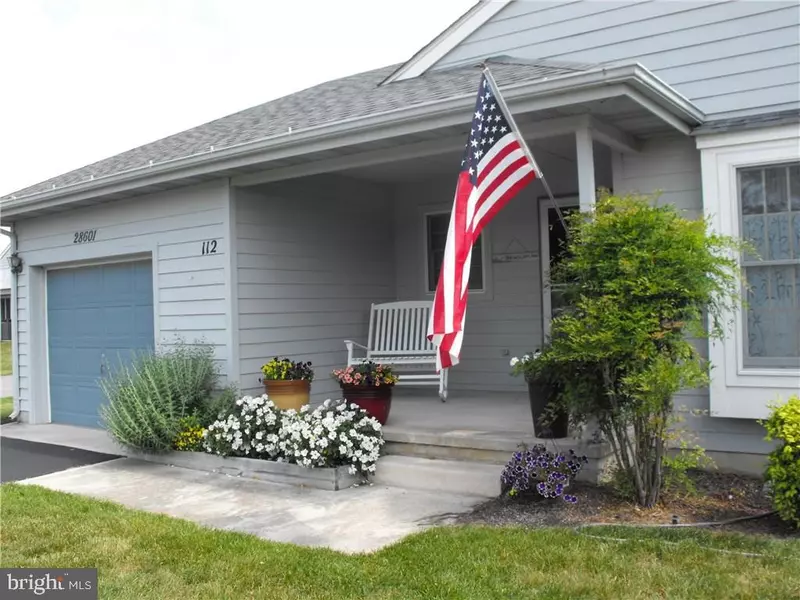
left=203, top=395, right=383, bottom=477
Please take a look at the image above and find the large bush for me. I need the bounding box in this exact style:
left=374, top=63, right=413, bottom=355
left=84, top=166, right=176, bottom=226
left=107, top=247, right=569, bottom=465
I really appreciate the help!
left=547, top=193, right=742, bottom=507
left=100, top=343, right=218, bottom=453
left=763, top=395, right=800, bottom=528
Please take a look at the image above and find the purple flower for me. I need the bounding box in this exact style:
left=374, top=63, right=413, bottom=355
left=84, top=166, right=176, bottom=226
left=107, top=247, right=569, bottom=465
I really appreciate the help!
left=564, top=494, right=578, bottom=504
left=554, top=483, right=564, bottom=496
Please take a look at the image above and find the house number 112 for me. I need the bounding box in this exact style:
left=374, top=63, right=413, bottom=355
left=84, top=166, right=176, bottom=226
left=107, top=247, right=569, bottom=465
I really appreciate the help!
left=201, top=240, right=218, bottom=255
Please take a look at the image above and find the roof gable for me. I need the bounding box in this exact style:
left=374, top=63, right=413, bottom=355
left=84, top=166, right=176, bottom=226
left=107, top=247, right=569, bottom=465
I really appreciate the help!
left=382, top=1, right=511, bottom=84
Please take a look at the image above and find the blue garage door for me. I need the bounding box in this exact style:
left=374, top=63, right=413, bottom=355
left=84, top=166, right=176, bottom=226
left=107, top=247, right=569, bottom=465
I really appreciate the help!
left=48, top=261, right=154, bottom=427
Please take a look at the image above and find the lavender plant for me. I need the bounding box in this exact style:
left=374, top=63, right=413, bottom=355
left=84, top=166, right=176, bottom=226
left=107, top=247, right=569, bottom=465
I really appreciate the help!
left=500, top=444, right=587, bottom=503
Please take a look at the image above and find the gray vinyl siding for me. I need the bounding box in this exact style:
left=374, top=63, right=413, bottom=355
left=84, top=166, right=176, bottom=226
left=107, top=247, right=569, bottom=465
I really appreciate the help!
left=434, top=0, right=800, bottom=119
left=13, top=180, right=231, bottom=421
left=612, top=136, right=772, bottom=457
left=393, top=147, right=612, bottom=392
left=234, top=175, right=395, bottom=400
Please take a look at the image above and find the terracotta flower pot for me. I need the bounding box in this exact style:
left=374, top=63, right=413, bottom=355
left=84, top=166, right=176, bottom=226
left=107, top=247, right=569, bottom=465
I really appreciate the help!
left=340, top=385, right=393, bottom=425
left=526, top=380, right=569, bottom=439
left=264, top=380, right=310, bottom=411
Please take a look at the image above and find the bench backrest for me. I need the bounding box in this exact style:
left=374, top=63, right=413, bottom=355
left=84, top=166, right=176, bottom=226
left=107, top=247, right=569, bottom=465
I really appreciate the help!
left=367, top=301, right=436, bottom=357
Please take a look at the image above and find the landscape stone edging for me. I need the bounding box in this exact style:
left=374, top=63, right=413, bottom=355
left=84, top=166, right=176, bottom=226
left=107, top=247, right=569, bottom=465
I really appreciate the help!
left=129, top=450, right=360, bottom=491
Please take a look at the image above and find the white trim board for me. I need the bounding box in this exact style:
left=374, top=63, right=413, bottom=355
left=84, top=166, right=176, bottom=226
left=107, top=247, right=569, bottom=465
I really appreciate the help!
left=383, top=1, right=512, bottom=84
left=697, top=123, right=800, bottom=420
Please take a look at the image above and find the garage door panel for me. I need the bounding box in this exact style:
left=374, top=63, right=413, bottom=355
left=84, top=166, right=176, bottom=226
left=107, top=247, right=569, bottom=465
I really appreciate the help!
left=48, top=260, right=154, bottom=427
left=48, top=347, right=76, bottom=376
left=72, top=307, right=106, bottom=335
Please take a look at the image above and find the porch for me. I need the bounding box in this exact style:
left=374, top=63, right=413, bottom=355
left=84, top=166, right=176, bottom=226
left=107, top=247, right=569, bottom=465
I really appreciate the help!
left=225, top=79, right=693, bottom=449
left=231, top=126, right=616, bottom=402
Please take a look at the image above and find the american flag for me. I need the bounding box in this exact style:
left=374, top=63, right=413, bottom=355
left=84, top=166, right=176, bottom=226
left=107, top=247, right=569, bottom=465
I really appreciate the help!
left=427, top=73, right=540, bottom=370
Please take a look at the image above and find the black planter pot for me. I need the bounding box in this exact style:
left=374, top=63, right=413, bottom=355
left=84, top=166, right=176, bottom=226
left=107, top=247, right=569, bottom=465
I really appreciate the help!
left=526, top=380, right=569, bottom=439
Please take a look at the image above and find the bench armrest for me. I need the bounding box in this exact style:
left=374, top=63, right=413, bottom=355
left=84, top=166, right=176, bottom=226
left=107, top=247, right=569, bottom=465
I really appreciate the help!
left=344, top=340, right=368, bottom=365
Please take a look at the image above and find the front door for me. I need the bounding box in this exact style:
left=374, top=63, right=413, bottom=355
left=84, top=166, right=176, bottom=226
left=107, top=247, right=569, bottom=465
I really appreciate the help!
left=539, top=198, right=578, bottom=339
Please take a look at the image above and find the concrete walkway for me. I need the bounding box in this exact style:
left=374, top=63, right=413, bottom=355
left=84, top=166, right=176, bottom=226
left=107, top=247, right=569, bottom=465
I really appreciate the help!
left=18, top=458, right=483, bottom=553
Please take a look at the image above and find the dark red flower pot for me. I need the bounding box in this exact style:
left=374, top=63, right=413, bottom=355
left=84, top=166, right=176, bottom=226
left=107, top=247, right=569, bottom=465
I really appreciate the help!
left=340, top=385, right=393, bottom=425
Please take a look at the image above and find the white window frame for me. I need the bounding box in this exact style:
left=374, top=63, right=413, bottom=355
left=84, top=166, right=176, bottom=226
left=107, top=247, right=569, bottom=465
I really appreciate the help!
left=539, top=196, right=579, bottom=339
left=697, top=124, right=800, bottom=420
left=422, top=209, right=492, bottom=299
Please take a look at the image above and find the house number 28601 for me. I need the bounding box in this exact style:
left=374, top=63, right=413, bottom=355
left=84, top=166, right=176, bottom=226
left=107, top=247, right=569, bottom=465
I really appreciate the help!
left=201, top=240, right=218, bottom=255
left=73, top=229, right=97, bottom=244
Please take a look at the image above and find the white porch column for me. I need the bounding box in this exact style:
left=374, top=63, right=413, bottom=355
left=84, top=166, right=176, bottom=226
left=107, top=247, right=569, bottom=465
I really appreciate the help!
left=575, top=127, right=596, bottom=211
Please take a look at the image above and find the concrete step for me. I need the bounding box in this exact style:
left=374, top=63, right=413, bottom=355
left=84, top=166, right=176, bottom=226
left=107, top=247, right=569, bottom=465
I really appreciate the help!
left=373, top=455, right=502, bottom=498
left=381, top=432, right=614, bottom=484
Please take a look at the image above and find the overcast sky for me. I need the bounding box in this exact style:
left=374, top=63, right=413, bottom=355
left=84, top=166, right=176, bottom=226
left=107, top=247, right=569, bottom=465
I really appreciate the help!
left=0, top=0, right=474, bottom=199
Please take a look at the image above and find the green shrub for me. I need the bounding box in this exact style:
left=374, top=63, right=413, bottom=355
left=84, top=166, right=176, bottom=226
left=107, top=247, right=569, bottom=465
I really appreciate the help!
left=196, top=384, right=238, bottom=427
left=100, top=343, right=218, bottom=453
left=762, top=395, right=800, bottom=528
left=546, top=192, right=743, bottom=507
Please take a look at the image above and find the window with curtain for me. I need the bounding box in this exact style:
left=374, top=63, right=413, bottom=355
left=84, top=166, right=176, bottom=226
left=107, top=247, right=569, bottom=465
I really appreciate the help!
left=426, top=213, right=484, bottom=293
left=738, top=162, right=800, bottom=368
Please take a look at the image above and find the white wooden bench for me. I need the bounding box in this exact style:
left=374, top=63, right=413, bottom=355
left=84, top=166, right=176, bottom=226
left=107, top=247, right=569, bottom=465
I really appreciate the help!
left=344, top=300, right=448, bottom=400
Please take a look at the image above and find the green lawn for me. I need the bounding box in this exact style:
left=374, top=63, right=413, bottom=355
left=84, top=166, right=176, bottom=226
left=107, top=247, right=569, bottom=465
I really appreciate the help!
left=0, top=396, right=12, bottom=420
left=0, top=340, right=10, bottom=376
left=1, top=485, right=798, bottom=600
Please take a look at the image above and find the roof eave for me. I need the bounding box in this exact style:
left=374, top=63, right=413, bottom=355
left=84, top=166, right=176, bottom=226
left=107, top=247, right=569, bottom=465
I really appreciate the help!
left=1, top=63, right=704, bottom=219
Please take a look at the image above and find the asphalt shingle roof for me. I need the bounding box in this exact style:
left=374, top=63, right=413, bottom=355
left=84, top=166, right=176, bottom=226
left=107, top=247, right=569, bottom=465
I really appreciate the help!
left=692, top=108, right=800, bottom=135
left=4, top=58, right=589, bottom=200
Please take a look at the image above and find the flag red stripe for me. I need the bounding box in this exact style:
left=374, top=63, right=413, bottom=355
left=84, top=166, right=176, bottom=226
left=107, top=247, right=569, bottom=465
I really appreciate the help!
left=473, top=170, right=536, bottom=238
left=477, top=139, right=520, bottom=186
left=474, top=155, right=531, bottom=226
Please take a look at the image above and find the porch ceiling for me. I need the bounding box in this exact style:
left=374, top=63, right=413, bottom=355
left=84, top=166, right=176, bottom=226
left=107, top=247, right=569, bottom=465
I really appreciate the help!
left=233, top=95, right=676, bottom=189
left=339, top=134, right=579, bottom=184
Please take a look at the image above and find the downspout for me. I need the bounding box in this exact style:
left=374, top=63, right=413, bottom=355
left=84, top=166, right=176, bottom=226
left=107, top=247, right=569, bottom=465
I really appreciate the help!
left=0, top=223, right=20, bottom=420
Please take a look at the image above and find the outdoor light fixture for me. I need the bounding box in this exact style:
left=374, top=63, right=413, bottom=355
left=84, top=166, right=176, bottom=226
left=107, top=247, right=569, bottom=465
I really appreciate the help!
left=8, top=252, right=23, bottom=275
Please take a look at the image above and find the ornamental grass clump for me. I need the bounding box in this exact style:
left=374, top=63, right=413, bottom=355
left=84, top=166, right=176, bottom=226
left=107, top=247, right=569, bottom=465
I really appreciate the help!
left=100, top=342, right=218, bottom=453
left=501, top=444, right=587, bottom=503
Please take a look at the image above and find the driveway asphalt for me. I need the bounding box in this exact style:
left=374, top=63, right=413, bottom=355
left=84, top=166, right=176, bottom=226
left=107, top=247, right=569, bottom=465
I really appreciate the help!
left=1, top=436, right=118, bottom=483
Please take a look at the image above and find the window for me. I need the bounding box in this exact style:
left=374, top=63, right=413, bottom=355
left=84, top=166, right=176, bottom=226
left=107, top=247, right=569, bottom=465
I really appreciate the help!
left=426, top=213, right=484, bottom=293
left=738, top=162, right=800, bottom=368
left=697, top=125, right=800, bottom=420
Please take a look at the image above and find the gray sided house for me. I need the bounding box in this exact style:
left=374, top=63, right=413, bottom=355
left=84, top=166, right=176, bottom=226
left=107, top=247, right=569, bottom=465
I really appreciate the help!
left=1, top=1, right=798, bottom=469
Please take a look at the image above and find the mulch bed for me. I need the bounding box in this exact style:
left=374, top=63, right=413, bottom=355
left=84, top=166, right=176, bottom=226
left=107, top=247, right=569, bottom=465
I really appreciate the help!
left=456, top=470, right=798, bottom=538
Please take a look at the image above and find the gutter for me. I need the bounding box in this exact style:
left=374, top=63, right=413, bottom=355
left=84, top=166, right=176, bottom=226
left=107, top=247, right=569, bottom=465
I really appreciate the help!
left=0, top=225, right=20, bottom=421
left=1, top=62, right=705, bottom=217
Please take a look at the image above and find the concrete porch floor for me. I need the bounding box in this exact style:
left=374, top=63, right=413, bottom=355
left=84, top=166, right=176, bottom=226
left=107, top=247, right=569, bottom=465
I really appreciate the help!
left=385, top=390, right=569, bottom=452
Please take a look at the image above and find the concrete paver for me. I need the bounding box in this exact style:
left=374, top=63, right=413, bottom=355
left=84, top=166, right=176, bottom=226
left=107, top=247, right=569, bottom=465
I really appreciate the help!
left=19, top=458, right=483, bottom=553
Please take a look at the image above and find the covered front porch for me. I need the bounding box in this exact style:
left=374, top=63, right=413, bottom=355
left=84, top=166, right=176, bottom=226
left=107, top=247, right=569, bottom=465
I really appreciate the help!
left=231, top=123, right=618, bottom=402
left=226, top=74, right=699, bottom=439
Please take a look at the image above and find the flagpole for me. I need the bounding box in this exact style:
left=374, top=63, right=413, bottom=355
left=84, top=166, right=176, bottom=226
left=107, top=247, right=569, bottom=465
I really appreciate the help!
left=481, top=65, right=568, bottom=235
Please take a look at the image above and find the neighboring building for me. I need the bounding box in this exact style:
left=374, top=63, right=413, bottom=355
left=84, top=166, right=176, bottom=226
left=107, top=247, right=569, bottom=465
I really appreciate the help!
left=0, top=244, right=11, bottom=341
left=1, top=1, right=797, bottom=467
